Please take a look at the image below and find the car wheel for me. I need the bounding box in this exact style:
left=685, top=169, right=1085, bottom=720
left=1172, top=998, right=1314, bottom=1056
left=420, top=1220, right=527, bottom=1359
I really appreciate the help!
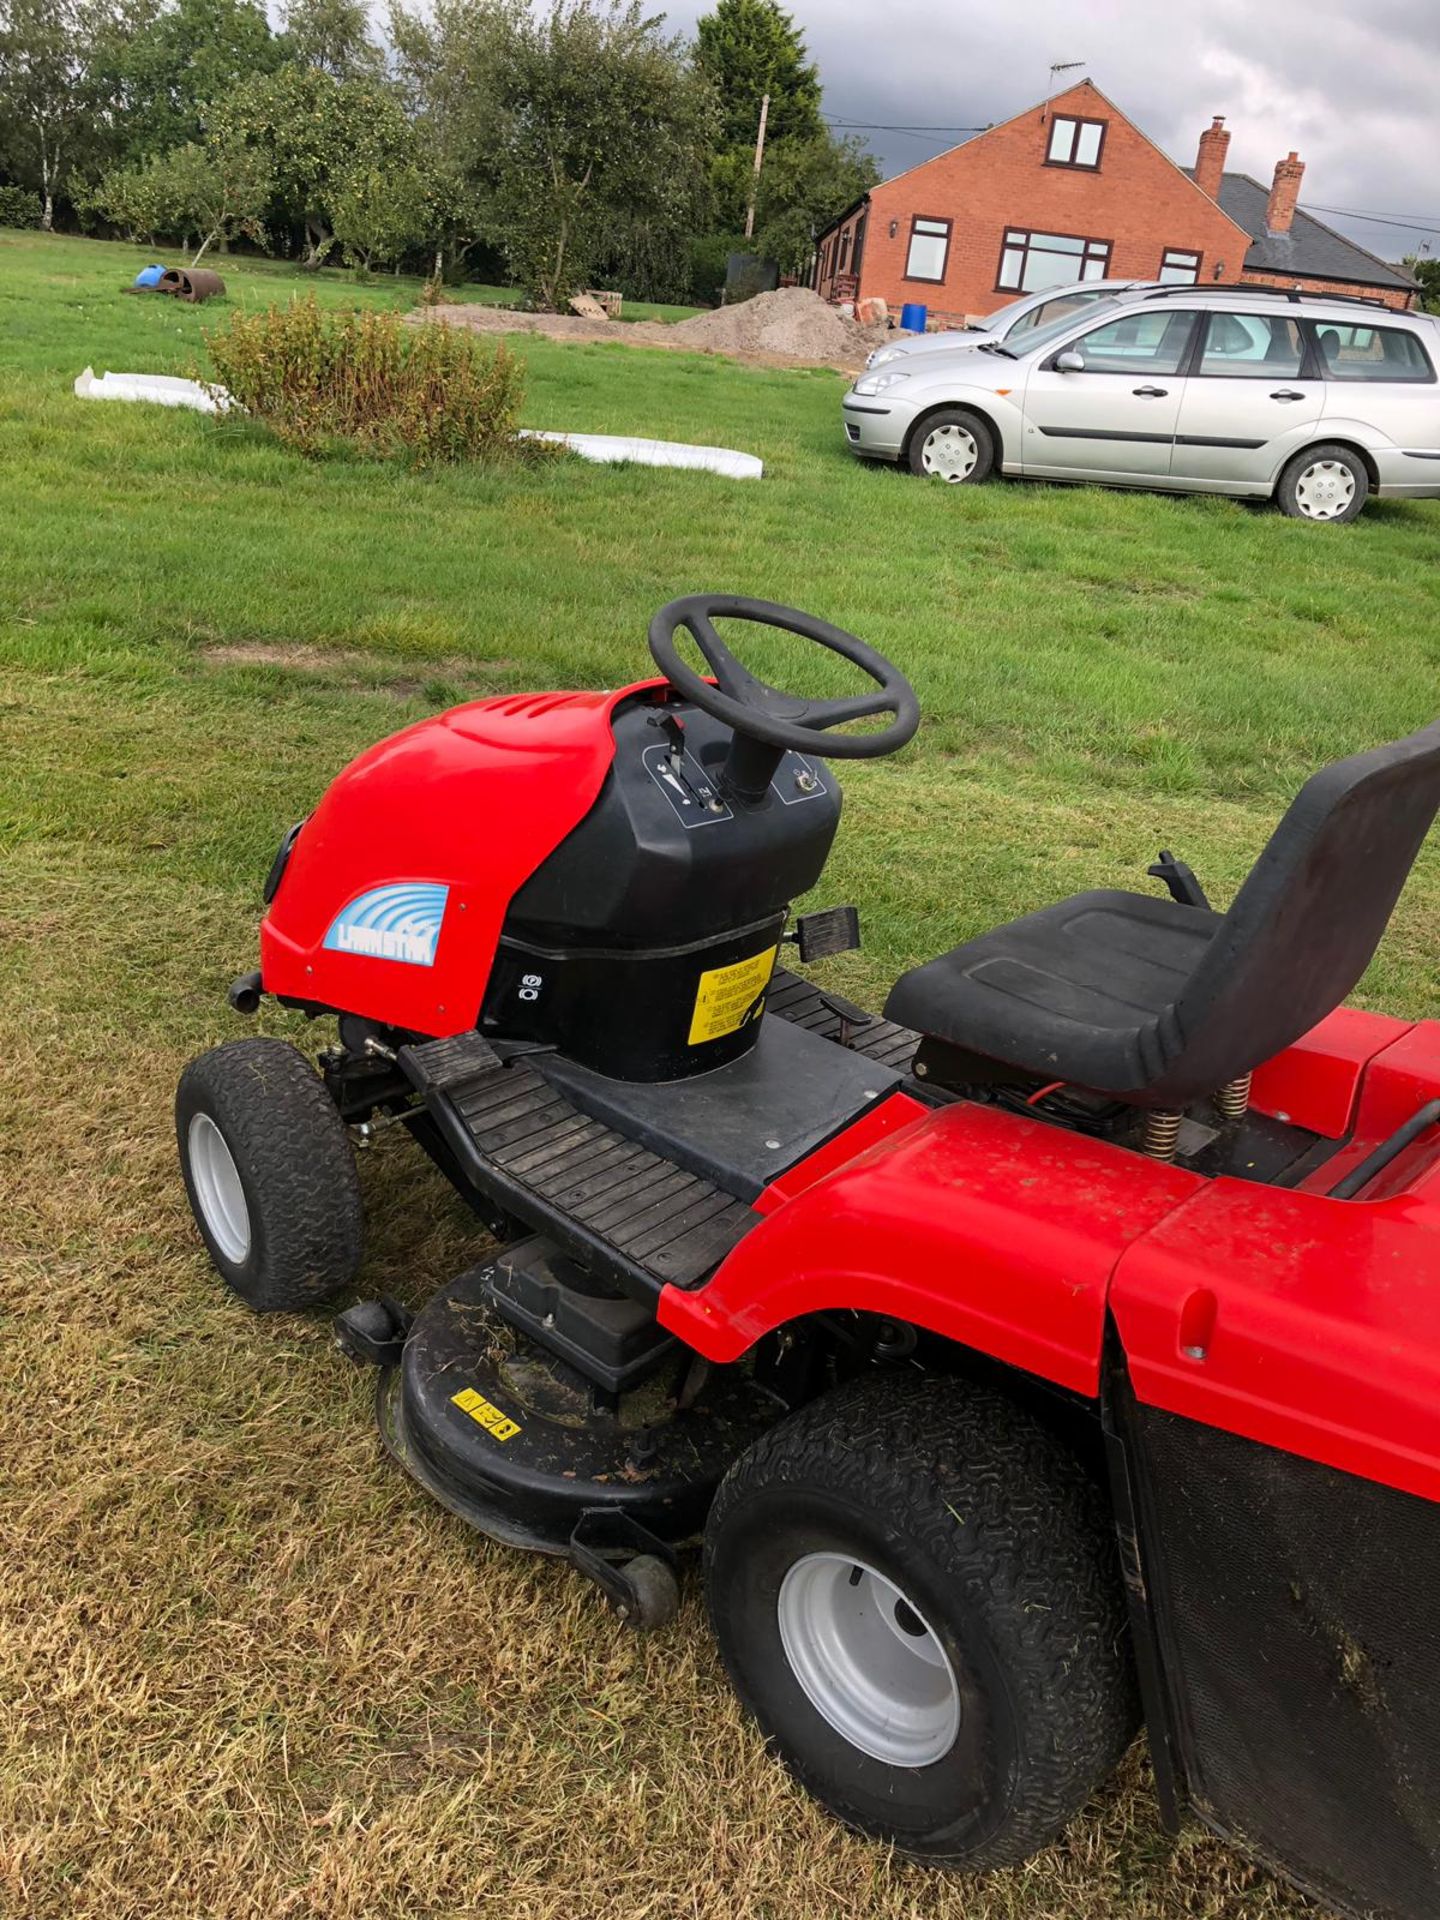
left=1277, top=443, right=1369, bottom=523
left=704, top=1372, right=1137, bottom=1869
left=176, top=1037, right=364, bottom=1312
left=908, top=410, right=995, bottom=485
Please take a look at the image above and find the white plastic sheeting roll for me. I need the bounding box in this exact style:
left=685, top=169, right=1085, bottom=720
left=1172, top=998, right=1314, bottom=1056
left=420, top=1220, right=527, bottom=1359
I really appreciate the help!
left=73, top=368, right=763, bottom=477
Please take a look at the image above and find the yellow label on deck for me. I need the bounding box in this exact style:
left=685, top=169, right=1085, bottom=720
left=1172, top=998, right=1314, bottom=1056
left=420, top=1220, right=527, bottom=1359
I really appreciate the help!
left=451, top=1387, right=522, bottom=1443
left=688, top=944, right=778, bottom=1047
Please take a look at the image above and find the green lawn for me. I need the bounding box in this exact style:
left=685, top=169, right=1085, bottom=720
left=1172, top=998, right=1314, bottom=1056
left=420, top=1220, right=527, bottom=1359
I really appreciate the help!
left=5, top=228, right=1437, bottom=1920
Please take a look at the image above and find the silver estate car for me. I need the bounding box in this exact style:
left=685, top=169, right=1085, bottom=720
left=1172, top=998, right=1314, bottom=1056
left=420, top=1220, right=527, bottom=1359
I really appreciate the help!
left=864, top=277, right=1165, bottom=371
left=842, top=286, right=1440, bottom=522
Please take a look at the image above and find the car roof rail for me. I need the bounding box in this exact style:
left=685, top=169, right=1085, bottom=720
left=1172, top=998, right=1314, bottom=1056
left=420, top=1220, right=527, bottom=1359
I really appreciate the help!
left=1139, top=283, right=1393, bottom=312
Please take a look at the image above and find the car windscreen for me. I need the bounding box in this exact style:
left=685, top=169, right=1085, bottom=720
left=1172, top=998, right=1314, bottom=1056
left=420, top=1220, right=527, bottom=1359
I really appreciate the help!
left=1008, top=297, right=1126, bottom=358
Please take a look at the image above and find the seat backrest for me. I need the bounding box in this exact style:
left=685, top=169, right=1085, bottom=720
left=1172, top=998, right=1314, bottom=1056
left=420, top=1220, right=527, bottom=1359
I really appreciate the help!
left=1149, top=720, right=1440, bottom=1103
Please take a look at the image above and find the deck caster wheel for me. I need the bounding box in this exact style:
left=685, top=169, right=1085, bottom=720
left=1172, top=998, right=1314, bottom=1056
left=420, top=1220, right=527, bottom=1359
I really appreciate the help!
left=176, top=1036, right=364, bottom=1312
left=616, top=1554, right=681, bottom=1631
left=334, top=1296, right=411, bottom=1367
left=705, top=1373, right=1137, bottom=1869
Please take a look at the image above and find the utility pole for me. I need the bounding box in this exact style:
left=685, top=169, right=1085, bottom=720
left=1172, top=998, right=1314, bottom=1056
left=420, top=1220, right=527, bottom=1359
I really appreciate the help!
left=743, top=90, right=770, bottom=240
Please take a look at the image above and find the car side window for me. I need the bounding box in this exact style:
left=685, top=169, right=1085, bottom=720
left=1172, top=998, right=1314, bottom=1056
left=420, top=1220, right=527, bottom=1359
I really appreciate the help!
left=1313, top=324, right=1435, bottom=383
left=1197, top=312, right=1304, bottom=378
left=1066, top=310, right=1195, bottom=375
left=1009, top=290, right=1103, bottom=338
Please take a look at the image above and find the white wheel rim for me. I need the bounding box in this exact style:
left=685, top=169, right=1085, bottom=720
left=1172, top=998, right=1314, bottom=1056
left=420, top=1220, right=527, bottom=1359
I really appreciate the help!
left=1294, top=460, right=1356, bottom=520
left=188, top=1112, right=251, bottom=1264
left=921, top=424, right=978, bottom=483
left=777, top=1552, right=962, bottom=1767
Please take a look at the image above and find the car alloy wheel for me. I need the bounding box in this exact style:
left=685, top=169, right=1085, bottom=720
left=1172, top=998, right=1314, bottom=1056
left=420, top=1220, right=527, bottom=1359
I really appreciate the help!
left=1293, top=459, right=1357, bottom=521
left=920, top=424, right=979, bottom=483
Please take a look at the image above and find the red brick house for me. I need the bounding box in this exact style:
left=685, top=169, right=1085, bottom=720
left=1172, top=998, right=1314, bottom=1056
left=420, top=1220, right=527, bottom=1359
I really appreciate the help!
left=814, top=80, right=1417, bottom=321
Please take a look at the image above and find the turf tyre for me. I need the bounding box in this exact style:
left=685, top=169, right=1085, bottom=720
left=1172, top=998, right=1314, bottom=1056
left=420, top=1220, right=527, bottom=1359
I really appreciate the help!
left=907, top=409, right=995, bottom=485
left=704, top=1371, right=1136, bottom=1868
left=1276, top=443, right=1369, bottom=523
left=176, top=1037, right=363, bottom=1312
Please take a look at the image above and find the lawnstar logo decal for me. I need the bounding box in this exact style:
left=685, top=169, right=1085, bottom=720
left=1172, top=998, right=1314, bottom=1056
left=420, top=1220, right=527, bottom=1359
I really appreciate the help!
left=323, top=882, right=448, bottom=967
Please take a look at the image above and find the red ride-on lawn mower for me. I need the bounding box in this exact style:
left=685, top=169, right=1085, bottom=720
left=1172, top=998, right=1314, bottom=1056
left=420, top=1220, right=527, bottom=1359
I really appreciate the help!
left=178, top=595, right=1440, bottom=1914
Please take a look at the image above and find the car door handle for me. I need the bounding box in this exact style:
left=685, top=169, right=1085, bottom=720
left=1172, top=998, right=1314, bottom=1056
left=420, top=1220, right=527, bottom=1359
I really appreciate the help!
left=1132, top=386, right=1169, bottom=397
left=1270, top=390, right=1306, bottom=401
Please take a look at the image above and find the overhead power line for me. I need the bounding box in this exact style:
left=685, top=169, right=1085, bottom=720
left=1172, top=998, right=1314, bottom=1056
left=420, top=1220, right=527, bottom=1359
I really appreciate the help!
left=1304, top=203, right=1440, bottom=235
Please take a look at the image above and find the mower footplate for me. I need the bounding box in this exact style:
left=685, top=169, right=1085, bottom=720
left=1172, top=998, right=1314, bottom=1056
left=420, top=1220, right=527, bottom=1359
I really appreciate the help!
left=767, top=966, right=919, bottom=1072
left=400, top=1034, right=759, bottom=1297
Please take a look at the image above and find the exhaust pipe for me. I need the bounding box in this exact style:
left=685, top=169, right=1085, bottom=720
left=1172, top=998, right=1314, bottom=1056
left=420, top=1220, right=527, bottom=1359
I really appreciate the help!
left=228, top=970, right=263, bottom=1015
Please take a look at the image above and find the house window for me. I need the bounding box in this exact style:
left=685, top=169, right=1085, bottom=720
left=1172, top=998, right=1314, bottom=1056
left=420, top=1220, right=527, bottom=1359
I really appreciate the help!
left=997, top=228, right=1111, bottom=294
left=1159, top=247, right=1202, bottom=285
left=1046, top=115, right=1106, bottom=169
left=905, top=216, right=951, bottom=283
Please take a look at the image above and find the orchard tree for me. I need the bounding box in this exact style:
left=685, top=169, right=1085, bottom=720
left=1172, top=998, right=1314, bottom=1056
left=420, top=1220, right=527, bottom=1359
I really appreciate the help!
left=90, top=126, right=273, bottom=257
left=488, top=0, right=715, bottom=309
left=210, top=64, right=414, bottom=267
left=388, top=0, right=518, bottom=278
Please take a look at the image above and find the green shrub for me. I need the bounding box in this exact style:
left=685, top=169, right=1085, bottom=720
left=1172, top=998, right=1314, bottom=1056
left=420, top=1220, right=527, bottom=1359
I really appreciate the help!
left=0, top=186, right=42, bottom=229
left=202, top=297, right=529, bottom=468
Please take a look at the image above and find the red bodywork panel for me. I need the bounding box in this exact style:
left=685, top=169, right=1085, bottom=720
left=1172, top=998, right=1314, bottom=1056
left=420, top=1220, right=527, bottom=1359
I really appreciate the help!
left=661, top=1008, right=1440, bottom=1503
left=261, top=682, right=660, bottom=1035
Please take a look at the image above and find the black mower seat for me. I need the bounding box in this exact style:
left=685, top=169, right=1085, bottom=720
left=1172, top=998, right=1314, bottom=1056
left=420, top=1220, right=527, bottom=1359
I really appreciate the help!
left=886, top=718, right=1440, bottom=1109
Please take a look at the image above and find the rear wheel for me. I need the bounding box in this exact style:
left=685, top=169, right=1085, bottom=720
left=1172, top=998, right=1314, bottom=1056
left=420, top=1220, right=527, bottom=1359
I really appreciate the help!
left=176, top=1037, right=363, bottom=1312
left=704, top=1373, right=1136, bottom=1868
left=1277, top=443, right=1369, bottom=522
left=908, top=409, right=995, bottom=485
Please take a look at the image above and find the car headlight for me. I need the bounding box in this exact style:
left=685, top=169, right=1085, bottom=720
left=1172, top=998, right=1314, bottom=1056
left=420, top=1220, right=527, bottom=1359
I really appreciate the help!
left=852, top=370, right=911, bottom=398
left=866, top=345, right=903, bottom=369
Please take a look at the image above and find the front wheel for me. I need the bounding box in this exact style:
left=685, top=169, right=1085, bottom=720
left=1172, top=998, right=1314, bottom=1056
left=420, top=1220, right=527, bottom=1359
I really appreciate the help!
left=176, top=1036, right=364, bottom=1312
left=704, top=1373, right=1137, bottom=1869
left=907, top=409, right=995, bottom=485
left=1277, top=443, right=1369, bottom=522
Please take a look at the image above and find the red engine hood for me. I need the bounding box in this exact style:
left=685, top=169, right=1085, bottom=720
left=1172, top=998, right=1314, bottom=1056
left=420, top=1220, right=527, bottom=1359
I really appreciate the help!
left=260, top=680, right=662, bottom=1036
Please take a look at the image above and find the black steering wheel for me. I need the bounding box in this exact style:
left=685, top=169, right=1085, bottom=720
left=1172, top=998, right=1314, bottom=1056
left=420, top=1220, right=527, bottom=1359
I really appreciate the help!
left=647, top=595, right=920, bottom=762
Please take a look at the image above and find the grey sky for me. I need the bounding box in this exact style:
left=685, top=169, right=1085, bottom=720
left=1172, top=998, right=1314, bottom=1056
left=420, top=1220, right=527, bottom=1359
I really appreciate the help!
left=659, top=0, right=1440, bottom=265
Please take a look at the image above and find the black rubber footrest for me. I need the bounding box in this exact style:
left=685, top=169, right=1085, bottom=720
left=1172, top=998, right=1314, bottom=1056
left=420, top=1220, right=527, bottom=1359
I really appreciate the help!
left=400, top=1034, right=758, bottom=1296
left=767, top=967, right=919, bottom=1072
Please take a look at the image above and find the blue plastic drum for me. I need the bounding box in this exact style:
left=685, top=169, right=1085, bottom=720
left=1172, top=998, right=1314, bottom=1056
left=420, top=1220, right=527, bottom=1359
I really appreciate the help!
left=899, top=301, right=928, bottom=334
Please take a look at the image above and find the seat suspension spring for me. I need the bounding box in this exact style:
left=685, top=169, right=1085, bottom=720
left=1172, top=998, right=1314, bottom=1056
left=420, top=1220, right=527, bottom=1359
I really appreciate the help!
left=1142, top=1109, right=1184, bottom=1162
left=1216, top=1073, right=1252, bottom=1122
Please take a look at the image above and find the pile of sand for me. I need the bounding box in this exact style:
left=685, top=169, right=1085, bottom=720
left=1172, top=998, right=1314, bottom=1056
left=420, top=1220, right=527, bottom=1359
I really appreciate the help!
left=669, top=286, right=881, bottom=361
left=414, top=285, right=890, bottom=370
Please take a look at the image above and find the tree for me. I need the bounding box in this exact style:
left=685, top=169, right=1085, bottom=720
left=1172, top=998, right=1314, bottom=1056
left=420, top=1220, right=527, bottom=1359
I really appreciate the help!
left=487, top=0, right=715, bottom=309
left=388, top=0, right=519, bottom=279
left=89, top=126, right=273, bottom=257
left=1402, top=254, right=1440, bottom=315
left=330, top=152, right=438, bottom=273
left=753, top=130, right=877, bottom=278
left=95, top=0, right=279, bottom=165
left=695, top=0, right=821, bottom=152
left=280, top=0, right=382, bottom=81
left=209, top=63, right=415, bottom=268
left=0, top=0, right=114, bottom=228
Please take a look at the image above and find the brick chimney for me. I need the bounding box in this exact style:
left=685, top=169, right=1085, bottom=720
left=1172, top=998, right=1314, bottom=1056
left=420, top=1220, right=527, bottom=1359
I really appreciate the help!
left=1266, top=152, right=1305, bottom=234
left=1194, top=116, right=1231, bottom=201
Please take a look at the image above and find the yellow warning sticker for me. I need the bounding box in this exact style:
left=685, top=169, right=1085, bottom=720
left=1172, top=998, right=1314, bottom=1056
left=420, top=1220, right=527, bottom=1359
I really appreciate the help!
left=688, top=944, right=778, bottom=1047
left=451, top=1387, right=522, bottom=1443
